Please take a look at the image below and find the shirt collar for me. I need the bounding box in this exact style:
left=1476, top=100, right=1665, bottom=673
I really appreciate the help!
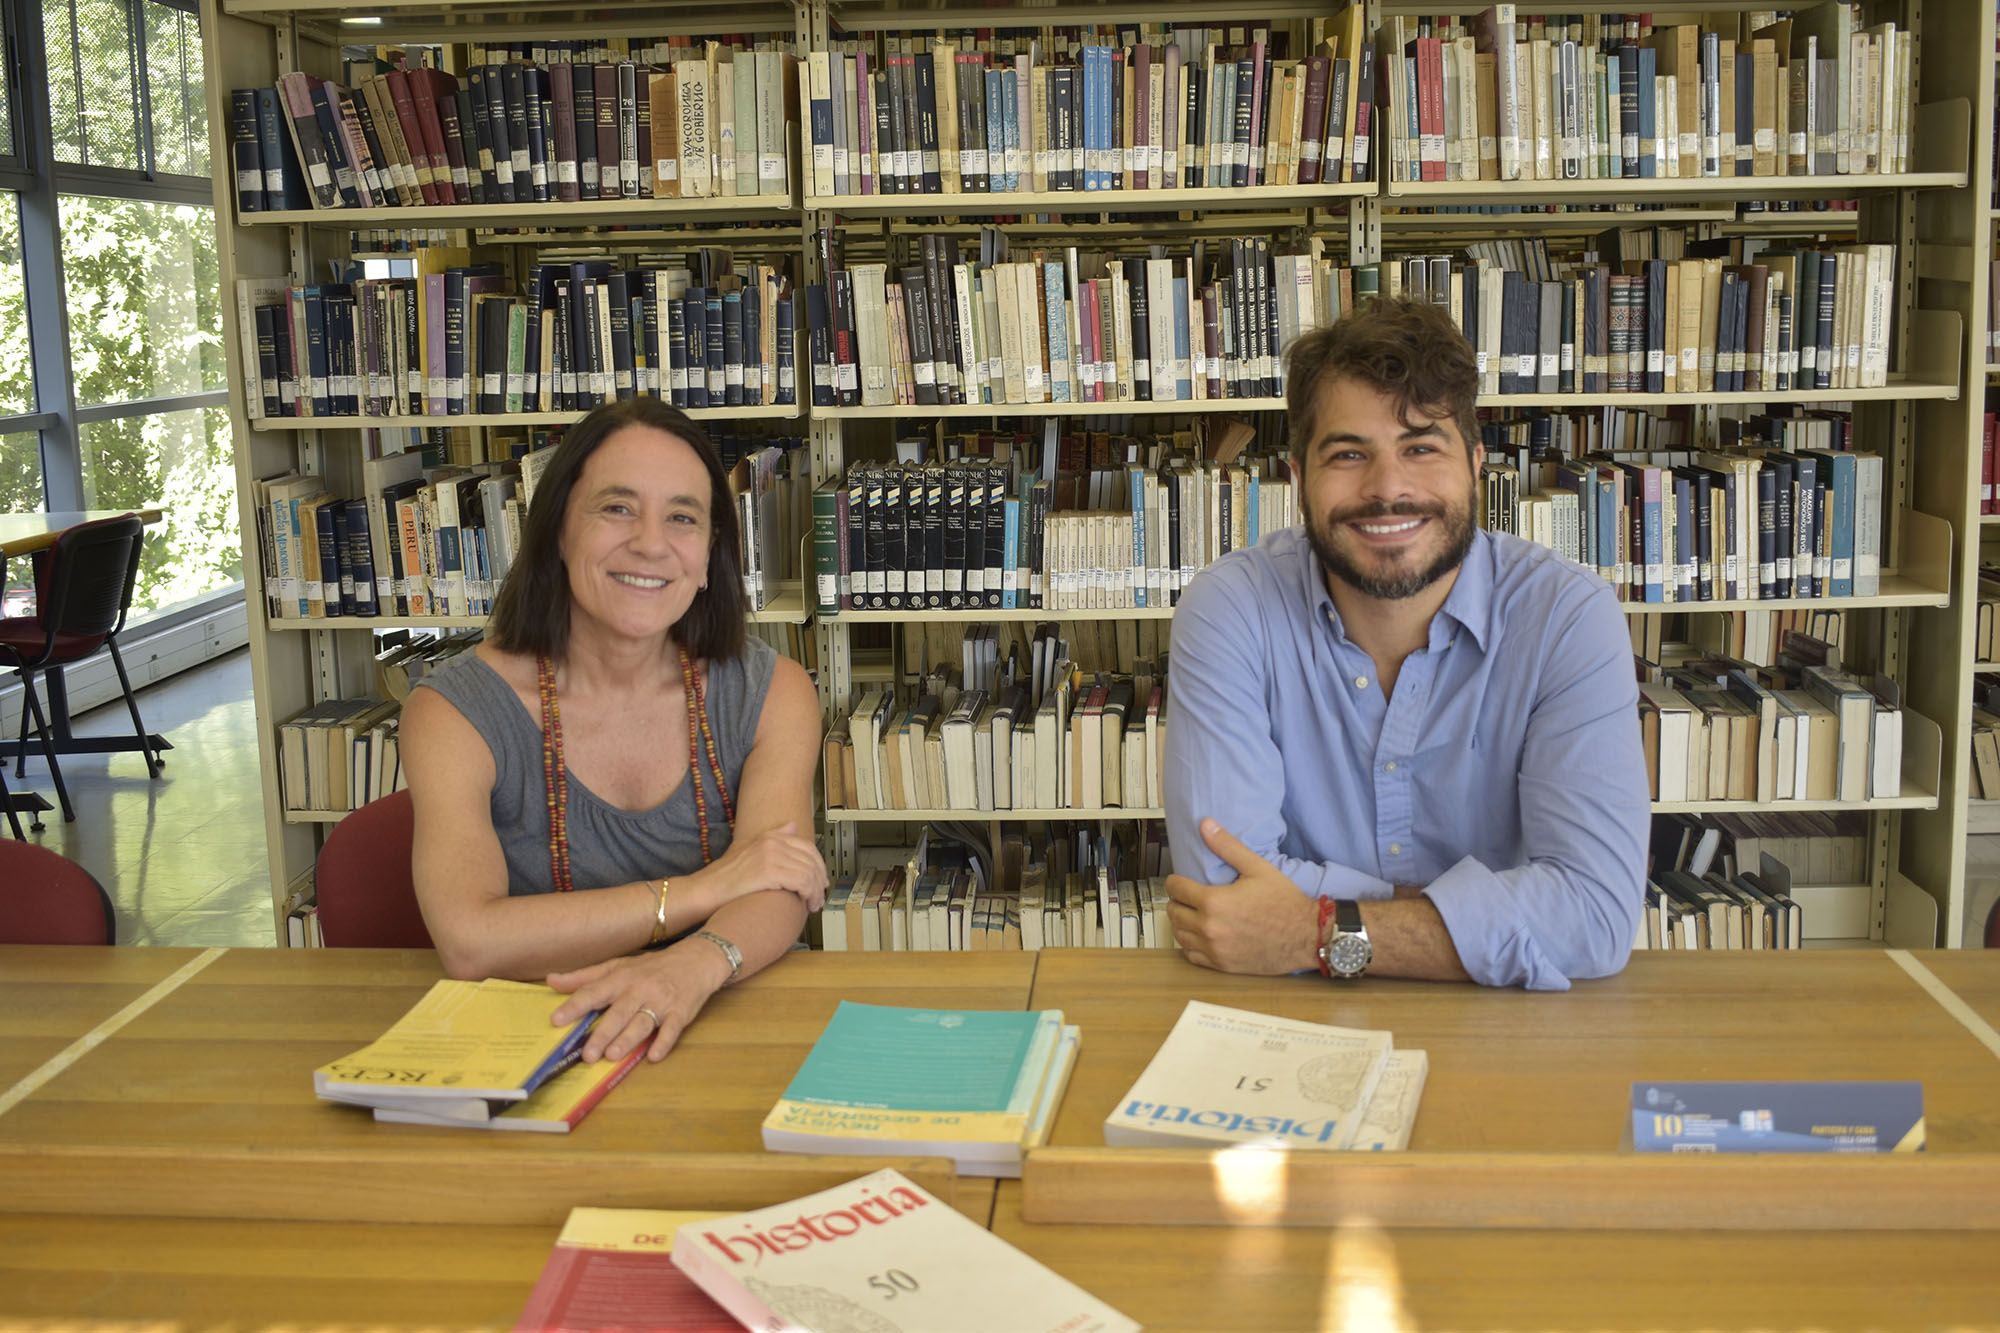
left=1293, top=526, right=1496, bottom=654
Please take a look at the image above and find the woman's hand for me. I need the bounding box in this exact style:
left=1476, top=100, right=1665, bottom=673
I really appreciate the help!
left=546, top=937, right=735, bottom=1063
left=693, top=819, right=830, bottom=912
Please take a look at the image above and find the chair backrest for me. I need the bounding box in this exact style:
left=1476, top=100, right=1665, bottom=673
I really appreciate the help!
left=314, top=789, right=434, bottom=948
left=0, top=842, right=116, bottom=944
left=17, top=516, right=147, bottom=667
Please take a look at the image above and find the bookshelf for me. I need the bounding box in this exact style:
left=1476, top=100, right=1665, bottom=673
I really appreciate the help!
left=200, top=0, right=1988, bottom=949
left=203, top=0, right=817, bottom=935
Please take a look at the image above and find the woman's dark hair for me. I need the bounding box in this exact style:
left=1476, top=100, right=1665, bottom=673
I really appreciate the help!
left=489, top=396, right=747, bottom=664
left=1286, top=296, right=1481, bottom=464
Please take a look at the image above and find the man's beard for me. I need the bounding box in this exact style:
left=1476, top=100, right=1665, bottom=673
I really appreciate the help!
left=1303, top=494, right=1476, bottom=601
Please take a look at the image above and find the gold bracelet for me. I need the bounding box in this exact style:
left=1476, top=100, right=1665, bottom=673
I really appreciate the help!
left=649, top=879, right=671, bottom=946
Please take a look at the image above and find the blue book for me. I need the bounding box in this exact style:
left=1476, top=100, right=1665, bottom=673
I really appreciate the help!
left=342, top=498, right=377, bottom=615
left=665, top=288, right=689, bottom=407
left=774, top=292, right=797, bottom=406
left=1001, top=495, right=1020, bottom=609
left=703, top=292, right=726, bottom=406
left=1807, top=449, right=1856, bottom=597
left=1633, top=1081, right=1923, bottom=1153
left=1636, top=47, right=1658, bottom=177
left=683, top=290, right=709, bottom=409
left=230, top=89, right=265, bottom=212
left=314, top=500, right=344, bottom=618
left=253, top=87, right=309, bottom=210
left=985, top=69, right=1007, bottom=192
left=301, top=286, right=333, bottom=417
left=741, top=284, right=761, bottom=405
left=1001, top=61, right=1020, bottom=191
left=308, top=81, right=362, bottom=207
left=803, top=284, right=832, bottom=407
left=722, top=290, right=744, bottom=407
left=1172, top=275, right=1193, bottom=400
left=1044, top=262, right=1071, bottom=403
left=1127, top=467, right=1148, bottom=609
left=763, top=1001, right=1069, bottom=1172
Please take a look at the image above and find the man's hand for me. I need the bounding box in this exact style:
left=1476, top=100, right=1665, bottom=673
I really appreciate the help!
left=1164, top=818, right=1321, bottom=974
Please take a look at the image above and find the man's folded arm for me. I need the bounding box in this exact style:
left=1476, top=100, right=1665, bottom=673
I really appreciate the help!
left=1164, top=574, right=1393, bottom=903
left=1422, top=590, right=1651, bottom=990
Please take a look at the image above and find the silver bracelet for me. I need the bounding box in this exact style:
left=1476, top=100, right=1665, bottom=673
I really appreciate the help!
left=692, top=930, right=743, bottom=984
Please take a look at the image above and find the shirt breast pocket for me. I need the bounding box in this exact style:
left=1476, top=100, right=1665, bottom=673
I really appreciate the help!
left=1409, top=731, right=1519, bottom=868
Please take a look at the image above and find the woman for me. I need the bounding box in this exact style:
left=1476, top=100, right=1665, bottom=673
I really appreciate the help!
left=403, top=396, right=828, bottom=1068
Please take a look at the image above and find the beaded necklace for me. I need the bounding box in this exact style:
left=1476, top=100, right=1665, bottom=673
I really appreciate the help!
left=536, top=646, right=736, bottom=893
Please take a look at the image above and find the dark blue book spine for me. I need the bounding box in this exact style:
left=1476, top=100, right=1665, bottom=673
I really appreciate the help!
left=684, top=290, right=709, bottom=409
left=640, top=270, right=661, bottom=398
left=344, top=498, right=378, bottom=616
left=231, top=89, right=265, bottom=212
left=308, top=83, right=361, bottom=207
left=776, top=291, right=798, bottom=406
left=316, top=501, right=345, bottom=616
left=722, top=289, right=744, bottom=406
left=704, top=291, right=726, bottom=406
left=666, top=287, right=688, bottom=407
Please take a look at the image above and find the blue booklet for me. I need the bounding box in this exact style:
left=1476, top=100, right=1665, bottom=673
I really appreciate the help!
left=1632, top=1081, right=1924, bottom=1153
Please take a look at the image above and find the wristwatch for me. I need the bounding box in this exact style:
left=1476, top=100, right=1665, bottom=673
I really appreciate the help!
left=1318, top=899, right=1372, bottom=980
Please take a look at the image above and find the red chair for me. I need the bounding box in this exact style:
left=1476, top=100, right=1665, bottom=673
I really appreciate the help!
left=0, top=515, right=164, bottom=825
left=0, top=841, right=115, bottom=943
left=314, top=789, right=434, bottom=948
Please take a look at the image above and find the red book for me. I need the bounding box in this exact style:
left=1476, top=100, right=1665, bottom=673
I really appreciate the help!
left=383, top=69, right=440, bottom=205
left=548, top=62, right=581, bottom=203
left=593, top=63, right=621, bottom=199
left=513, top=1206, right=738, bottom=1333
left=1297, top=54, right=1331, bottom=184
left=1246, top=31, right=1268, bottom=186
left=407, top=69, right=458, bottom=204
left=1419, top=37, right=1446, bottom=182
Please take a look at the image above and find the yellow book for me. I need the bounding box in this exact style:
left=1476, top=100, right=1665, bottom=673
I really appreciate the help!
left=313, top=978, right=595, bottom=1108
left=374, top=1047, right=642, bottom=1132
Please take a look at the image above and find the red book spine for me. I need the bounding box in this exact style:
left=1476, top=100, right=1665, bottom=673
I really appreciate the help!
left=1297, top=54, right=1330, bottom=184
left=408, top=70, right=457, bottom=204
left=1420, top=38, right=1445, bottom=182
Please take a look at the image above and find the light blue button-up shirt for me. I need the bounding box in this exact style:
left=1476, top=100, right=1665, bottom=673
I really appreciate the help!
left=1164, top=525, right=1649, bottom=991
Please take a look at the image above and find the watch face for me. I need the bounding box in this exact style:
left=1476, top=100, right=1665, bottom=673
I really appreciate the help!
left=1326, top=932, right=1372, bottom=977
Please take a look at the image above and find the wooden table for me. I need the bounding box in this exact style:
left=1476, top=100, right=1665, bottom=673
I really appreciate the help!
left=0, top=945, right=204, bottom=1092
left=0, top=509, right=166, bottom=560
left=3, top=946, right=1998, bottom=1330
left=1027, top=948, right=2000, bottom=1152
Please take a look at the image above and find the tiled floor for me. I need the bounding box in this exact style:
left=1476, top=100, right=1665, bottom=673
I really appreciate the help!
left=8, top=648, right=276, bottom=947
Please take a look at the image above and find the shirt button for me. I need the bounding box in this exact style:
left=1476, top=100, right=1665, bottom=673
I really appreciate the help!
left=1390, top=843, right=1403, bottom=856
left=1385, top=761, right=1398, bottom=772
left=1354, top=675, right=1369, bottom=689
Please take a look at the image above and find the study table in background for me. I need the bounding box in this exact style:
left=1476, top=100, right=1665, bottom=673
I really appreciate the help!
left=1, top=947, right=1997, bottom=1330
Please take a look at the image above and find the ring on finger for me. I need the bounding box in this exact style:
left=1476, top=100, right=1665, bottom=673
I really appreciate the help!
left=636, top=1006, right=662, bottom=1029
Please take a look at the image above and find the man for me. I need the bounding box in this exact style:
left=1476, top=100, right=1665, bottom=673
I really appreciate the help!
left=1163, top=297, right=1648, bottom=990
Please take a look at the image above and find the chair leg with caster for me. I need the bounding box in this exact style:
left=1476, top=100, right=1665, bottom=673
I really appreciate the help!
left=106, top=639, right=162, bottom=778
left=16, top=671, right=74, bottom=824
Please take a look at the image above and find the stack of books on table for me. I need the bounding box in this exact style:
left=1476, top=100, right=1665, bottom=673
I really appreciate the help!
left=313, top=977, right=639, bottom=1133
left=1104, top=1000, right=1428, bottom=1152
left=517, top=1172, right=1140, bottom=1332
left=763, top=1001, right=1078, bottom=1176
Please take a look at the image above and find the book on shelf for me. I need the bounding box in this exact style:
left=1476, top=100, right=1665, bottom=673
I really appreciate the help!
left=805, top=11, right=1372, bottom=199
left=671, top=1169, right=1140, bottom=1333
left=234, top=255, right=796, bottom=422
left=816, top=425, right=1295, bottom=617
left=247, top=39, right=797, bottom=213
left=1387, top=243, right=1899, bottom=402
left=1641, top=813, right=1810, bottom=949
left=762, top=1001, right=1077, bottom=1177
left=1632, top=636, right=1906, bottom=807
left=514, top=1206, right=737, bottom=1332
left=808, top=229, right=1375, bottom=410
left=1103, top=1001, right=1408, bottom=1151
left=279, top=696, right=402, bottom=814
left=813, top=816, right=1172, bottom=953
left=1474, top=417, right=1884, bottom=607
left=312, top=978, right=602, bottom=1117
left=1381, top=8, right=1912, bottom=185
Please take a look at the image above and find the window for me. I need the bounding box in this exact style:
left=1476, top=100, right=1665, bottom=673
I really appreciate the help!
left=5, top=0, right=239, bottom=621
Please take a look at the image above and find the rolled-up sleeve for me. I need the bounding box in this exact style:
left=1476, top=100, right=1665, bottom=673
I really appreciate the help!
left=1421, top=584, right=1650, bottom=990
left=1165, top=561, right=1393, bottom=901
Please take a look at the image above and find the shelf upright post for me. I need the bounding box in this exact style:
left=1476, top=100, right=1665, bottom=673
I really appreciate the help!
left=801, top=0, right=854, bottom=875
